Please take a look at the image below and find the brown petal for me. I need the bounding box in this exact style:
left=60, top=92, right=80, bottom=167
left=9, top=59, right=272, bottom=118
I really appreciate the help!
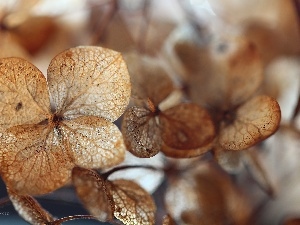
left=219, top=95, right=281, bottom=150
left=159, top=103, right=215, bottom=151
left=121, top=106, right=162, bottom=158
left=161, top=142, right=213, bottom=158
left=7, top=188, right=54, bottom=225
left=0, top=57, right=51, bottom=129
left=110, top=179, right=156, bottom=225
left=47, top=46, right=131, bottom=122
left=72, top=167, right=114, bottom=222
left=0, top=124, right=74, bottom=195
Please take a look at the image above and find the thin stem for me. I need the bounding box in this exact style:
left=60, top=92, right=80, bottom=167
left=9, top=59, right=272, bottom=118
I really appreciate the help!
left=102, top=165, right=160, bottom=180
left=49, top=215, right=98, bottom=224
left=0, top=197, right=10, bottom=207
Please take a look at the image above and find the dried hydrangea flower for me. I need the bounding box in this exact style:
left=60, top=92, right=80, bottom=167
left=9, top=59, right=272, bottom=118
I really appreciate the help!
left=122, top=53, right=215, bottom=158
left=0, top=46, right=131, bottom=195
left=72, top=166, right=156, bottom=225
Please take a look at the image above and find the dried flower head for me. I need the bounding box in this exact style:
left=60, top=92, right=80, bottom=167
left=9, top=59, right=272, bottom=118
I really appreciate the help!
left=122, top=53, right=215, bottom=158
left=0, top=46, right=131, bottom=195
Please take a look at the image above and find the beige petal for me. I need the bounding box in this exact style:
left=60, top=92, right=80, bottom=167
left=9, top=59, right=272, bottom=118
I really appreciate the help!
left=61, top=116, right=125, bottom=169
left=0, top=124, right=73, bottom=195
left=0, top=57, right=51, bottom=129
left=219, top=95, right=281, bottom=150
left=7, top=188, right=54, bottom=225
left=72, top=167, right=114, bottom=222
left=159, top=103, right=215, bottom=150
left=110, top=179, right=156, bottom=225
left=47, top=46, right=131, bottom=122
left=121, top=106, right=162, bottom=158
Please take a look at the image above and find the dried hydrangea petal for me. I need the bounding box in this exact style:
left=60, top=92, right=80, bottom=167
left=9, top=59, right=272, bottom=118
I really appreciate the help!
left=47, top=46, right=131, bottom=121
left=161, top=142, right=213, bottom=158
left=219, top=95, right=281, bottom=150
left=122, top=106, right=162, bottom=158
left=72, top=167, right=114, bottom=222
left=62, top=116, right=125, bottom=169
left=110, top=179, right=156, bottom=225
left=159, top=103, right=215, bottom=150
left=0, top=124, right=73, bottom=195
left=0, top=57, right=51, bottom=129
left=7, top=188, right=54, bottom=225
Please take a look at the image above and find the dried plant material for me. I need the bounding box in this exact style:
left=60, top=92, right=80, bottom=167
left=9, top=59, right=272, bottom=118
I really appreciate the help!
left=244, top=149, right=276, bottom=196
left=213, top=147, right=244, bottom=173
left=209, top=36, right=263, bottom=108
left=162, top=214, right=176, bottom=225
left=111, top=179, right=156, bottom=225
left=160, top=103, right=215, bottom=150
left=161, top=142, right=214, bottom=158
left=72, top=167, right=156, bottom=225
left=0, top=0, right=57, bottom=55
left=9, top=16, right=57, bottom=54
left=122, top=53, right=215, bottom=158
left=219, top=95, right=281, bottom=151
left=122, top=106, right=162, bottom=157
left=7, top=188, right=54, bottom=225
left=0, top=34, right=29, bottom=59
left=165, top=162, right=250, bottom=225
left=0, top=46, right=131, bottom=195
left=108, top=151, right=164, bottom=193
left=93, top=13, right=135, bottom=53
left=72, top=167, right=114, bottom=222
left=124, top=53, right=174, bottom=106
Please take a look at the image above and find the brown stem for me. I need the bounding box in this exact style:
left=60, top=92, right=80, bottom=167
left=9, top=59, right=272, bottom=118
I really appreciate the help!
left=102, top=165, right=161, bottom=180
left=48, top=215, right=98, bottom=225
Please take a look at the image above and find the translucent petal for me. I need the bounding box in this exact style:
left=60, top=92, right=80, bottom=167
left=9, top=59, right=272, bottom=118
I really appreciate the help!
left=110, top=179, right=156, bottom=225
left=7, top=188, right=54, bottom=225
left=0, top=124, right=73, bottom=195
left=161, top=141, right=213, bottom=158
left=0, top=57, right=51, bottom=129
left=61, top=116, right=125, bottom=169
left=121, top=106, right=162, bottom=158
left=159, top=103, right=215, bottom=150
left=219, top=95, right=281, bottom=150
left=124, top=53, right=174, bottom=106
left=47, top=46, right=131, bottom=121
left=72, top=167, right=114, bottom=222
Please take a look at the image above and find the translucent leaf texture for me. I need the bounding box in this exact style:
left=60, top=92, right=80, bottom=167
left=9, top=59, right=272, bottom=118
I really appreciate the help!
left=7, top=188, right=54, bottom=225
left=72, top=167, right=156, bottom=225
left=219, top=95, right=281, bottom=150
left=0, top=46, right=131, bottom=195
left=122, top=53, right=215, bottom=158
left=122, top=102, right=215, bottom=158
left=72, top=167, right=114, bottom=222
